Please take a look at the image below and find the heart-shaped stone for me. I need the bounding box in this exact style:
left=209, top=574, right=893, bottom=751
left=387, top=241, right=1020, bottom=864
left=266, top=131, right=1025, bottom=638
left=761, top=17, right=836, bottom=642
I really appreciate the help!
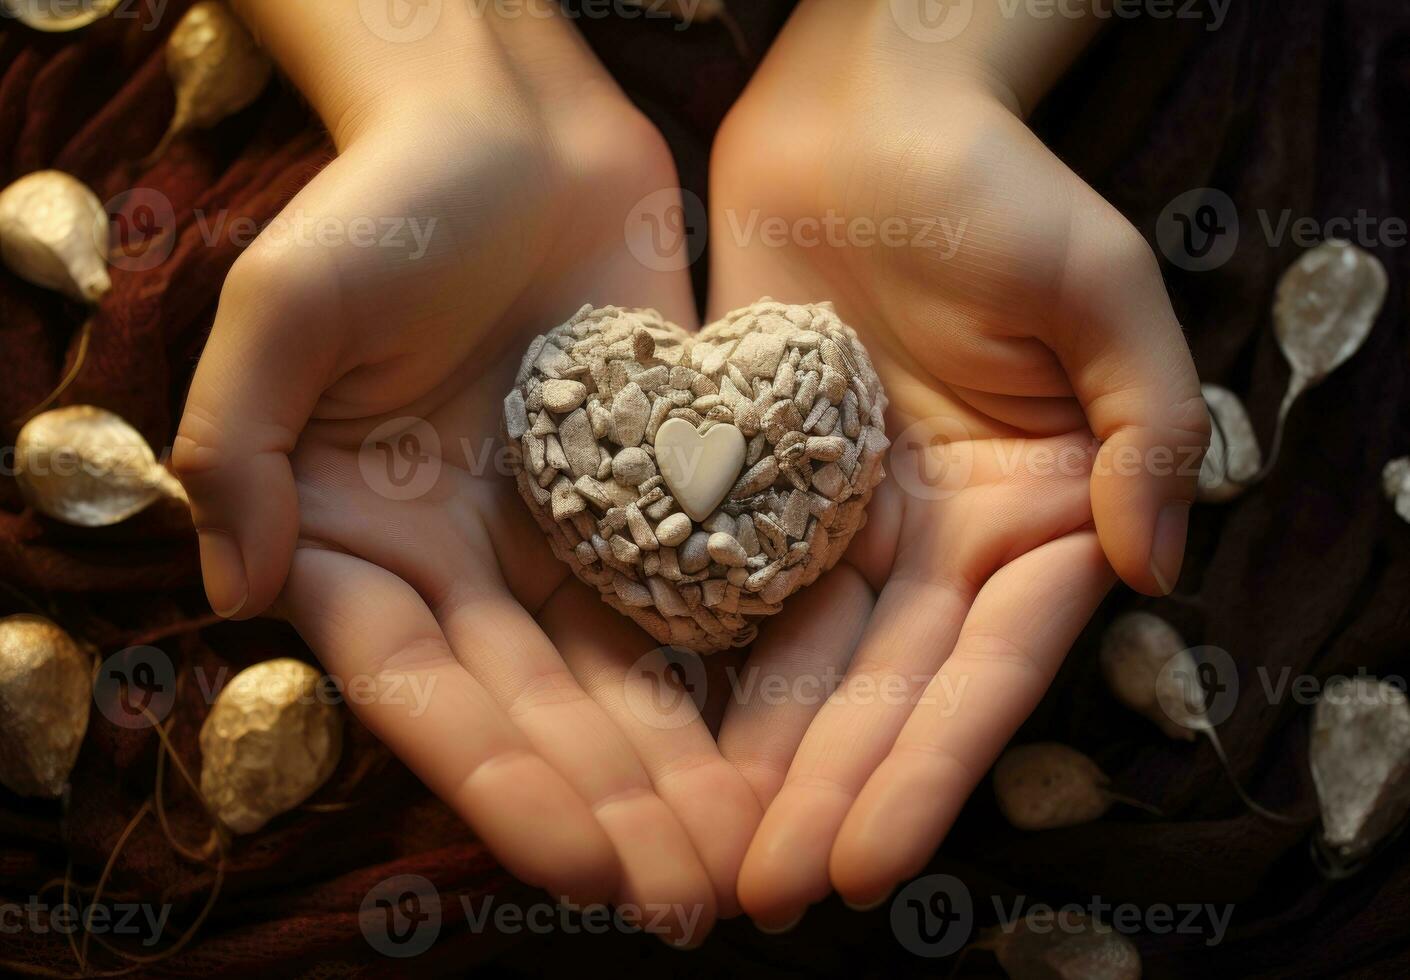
left=653, top=418, right=746, bottom=522
left=504, top=300, right=889, bottom=652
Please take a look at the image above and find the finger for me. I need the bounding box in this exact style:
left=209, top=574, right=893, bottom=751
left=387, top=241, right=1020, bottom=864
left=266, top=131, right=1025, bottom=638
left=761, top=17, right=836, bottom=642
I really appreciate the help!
left=830, top=531, right=1113, bottom=908
left=1050, top=203, right=1209, bottom=595
left=173, top=239, right=341, bottom=621
left=281, top=547, right=619, bottom=907
left=541, top=586, right=762, bottom=921
left=736, top=456, right=1092, bottom=930
left=717, top=563, right=874, bottom=807
left=436, top=580, right=717, bottom=947
left=286, top=440, right=713, bottom=942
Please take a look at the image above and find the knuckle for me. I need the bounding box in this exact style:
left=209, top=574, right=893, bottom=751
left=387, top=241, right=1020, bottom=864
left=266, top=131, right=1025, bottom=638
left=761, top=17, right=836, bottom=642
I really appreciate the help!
left=1169, top=392, right=1214, bottom=444
left=171, top=406, right=225, bottom=480
left=1110, top=222, right=1163, bottom=280
left=948, top=630, right=1047, bottom=679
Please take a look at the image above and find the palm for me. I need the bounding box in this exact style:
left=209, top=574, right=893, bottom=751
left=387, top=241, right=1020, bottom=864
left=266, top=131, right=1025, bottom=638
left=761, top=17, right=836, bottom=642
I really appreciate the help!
left=706, top=55, right=1141, bottom=924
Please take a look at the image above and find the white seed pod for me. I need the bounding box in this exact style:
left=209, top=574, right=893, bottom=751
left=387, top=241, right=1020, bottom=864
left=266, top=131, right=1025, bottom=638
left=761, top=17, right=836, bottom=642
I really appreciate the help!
left=1383, top=457, right=1410, bottom=524
left=993, top=743, right=1117, bottom=830
left=0, top=0, right=121, bottom=32
left=1198, top=383, right=1262, bottom=503
left=0, top=615, right=91, bottom=798
left=1310, top=676, right=1410, bottom=864
left=1099, top=612, right=1206, bottom=741
left=0, top=170, right=110, bottom=302
left=1101, top=614, right=1302, bottom=825
left=979, top=912, right=1141, bottom=980
left=1259, top=239, right=1387, bottom=476
left=153, top=2, right=273, bottom=159
left=15, top=405, right=188, bottom=527
left=199, top=658, right=342, bottom=835
left=1273, top=239, right=1386, bottom=394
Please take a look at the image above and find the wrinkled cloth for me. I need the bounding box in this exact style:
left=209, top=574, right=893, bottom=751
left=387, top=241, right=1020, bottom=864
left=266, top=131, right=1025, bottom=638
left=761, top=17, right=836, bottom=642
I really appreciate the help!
left=1, top=1, right=1407, bottom=976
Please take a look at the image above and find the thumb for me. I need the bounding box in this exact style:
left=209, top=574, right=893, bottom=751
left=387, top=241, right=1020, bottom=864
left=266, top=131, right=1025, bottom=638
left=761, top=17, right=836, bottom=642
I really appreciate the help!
left=1049, top=210, right=1209, bottom=596
left=174, top=243, right=340, bottom=619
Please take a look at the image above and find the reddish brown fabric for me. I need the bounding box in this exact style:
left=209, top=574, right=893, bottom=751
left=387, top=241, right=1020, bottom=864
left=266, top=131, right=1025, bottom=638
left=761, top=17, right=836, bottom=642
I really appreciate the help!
left=2, top=1, right=1409, bottom=977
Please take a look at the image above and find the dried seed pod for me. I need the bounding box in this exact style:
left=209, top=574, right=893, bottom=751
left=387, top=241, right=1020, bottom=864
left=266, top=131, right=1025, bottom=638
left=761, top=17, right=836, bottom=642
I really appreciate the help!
left=15, top=405, right=188, bottom=526
left=199, top=658, right=342, bottom=835
left=977, top=911, right=1141, bottom=980
left=1383, top=457, right=1410, bottom=524
left=993, top=744, right=1120, bottom=830
left=1100, top=612, right=1302, bottom=824
left=1274, top=239, right=1386, bottom=390
left=0, top=615, right=91, bottom=798
left=1310, top=676, right=1410, bottom=866
left=0, top=0, right=120, bottom=32
left=151, top=1, right=273, bottom=161
left=1262, top=239, right=1387, bottom=475
left=1100, top=612, right=1204, bottom=740
left=0, top=170, right=110, bottom=302
left=1198, top=384, right=1262, bottom=503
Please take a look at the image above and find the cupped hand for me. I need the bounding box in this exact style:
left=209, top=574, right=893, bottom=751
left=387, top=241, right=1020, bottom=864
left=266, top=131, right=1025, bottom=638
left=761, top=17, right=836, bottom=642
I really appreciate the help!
left=173, top=11, right=760, bottom=944
left=706, top=2, right=1207, bottom=927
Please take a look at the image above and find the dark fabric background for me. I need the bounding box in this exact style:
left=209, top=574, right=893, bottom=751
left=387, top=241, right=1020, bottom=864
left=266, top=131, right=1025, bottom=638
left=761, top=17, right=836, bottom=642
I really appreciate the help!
left=1, top=0, right=1407, bottom=976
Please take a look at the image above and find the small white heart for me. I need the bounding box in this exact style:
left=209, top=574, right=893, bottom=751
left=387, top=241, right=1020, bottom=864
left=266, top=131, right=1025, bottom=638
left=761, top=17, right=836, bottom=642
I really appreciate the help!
left=654, top=418, right=746, bottom=522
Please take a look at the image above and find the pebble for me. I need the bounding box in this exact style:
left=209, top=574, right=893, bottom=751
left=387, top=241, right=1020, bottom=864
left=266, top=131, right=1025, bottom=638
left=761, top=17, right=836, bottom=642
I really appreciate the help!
left=812, top=462, right=847, bottom=499
left=806, top=436, right=847, bottom=461
left=610, top=534, right=641, bottom=564
left=678, top=531, right=712, bottom=574
left=655, top=512, right=692, bottom=547
left=558, top=409, right=599, bottom=478
left=625, top=503, right=660, bottom=551
left=707, top=532, right=748, bottom=567
left=613, top=382, right=650, bottom=447
left=732, top=456, right=779, bottom=499
left=702, top=512, right=738, bottom=536
left=612, top=446, right=656, bottom=486
left=504, top=390, right=528, bottom=439
left=542, top=379, right=588, bottom=413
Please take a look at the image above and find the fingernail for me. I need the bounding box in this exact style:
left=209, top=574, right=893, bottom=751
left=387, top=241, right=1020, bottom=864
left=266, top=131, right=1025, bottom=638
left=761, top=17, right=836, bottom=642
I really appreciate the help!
left=1150, top=501, right=1190, bottom=595
left=198, top=529, right=247, bottom=617
left=843, top=892, right=890, bottom=912
left=754, top=912, right=803, bottom=935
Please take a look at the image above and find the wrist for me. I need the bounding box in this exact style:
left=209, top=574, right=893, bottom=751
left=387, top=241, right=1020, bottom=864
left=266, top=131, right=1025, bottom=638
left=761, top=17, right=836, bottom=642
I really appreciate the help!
left=793, top=0, right=1096, bottom=118
left=230, top=0, right=502, bottom=150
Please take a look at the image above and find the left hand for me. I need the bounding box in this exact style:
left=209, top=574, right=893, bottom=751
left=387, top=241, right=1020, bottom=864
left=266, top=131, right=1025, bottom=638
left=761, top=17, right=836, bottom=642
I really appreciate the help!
left=706, top=0, right=1208, bottom=927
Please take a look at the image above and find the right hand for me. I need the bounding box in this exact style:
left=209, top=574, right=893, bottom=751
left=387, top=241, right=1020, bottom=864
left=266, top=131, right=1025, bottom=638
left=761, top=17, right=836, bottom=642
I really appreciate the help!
left=173, top=9, right=759, bottom=945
